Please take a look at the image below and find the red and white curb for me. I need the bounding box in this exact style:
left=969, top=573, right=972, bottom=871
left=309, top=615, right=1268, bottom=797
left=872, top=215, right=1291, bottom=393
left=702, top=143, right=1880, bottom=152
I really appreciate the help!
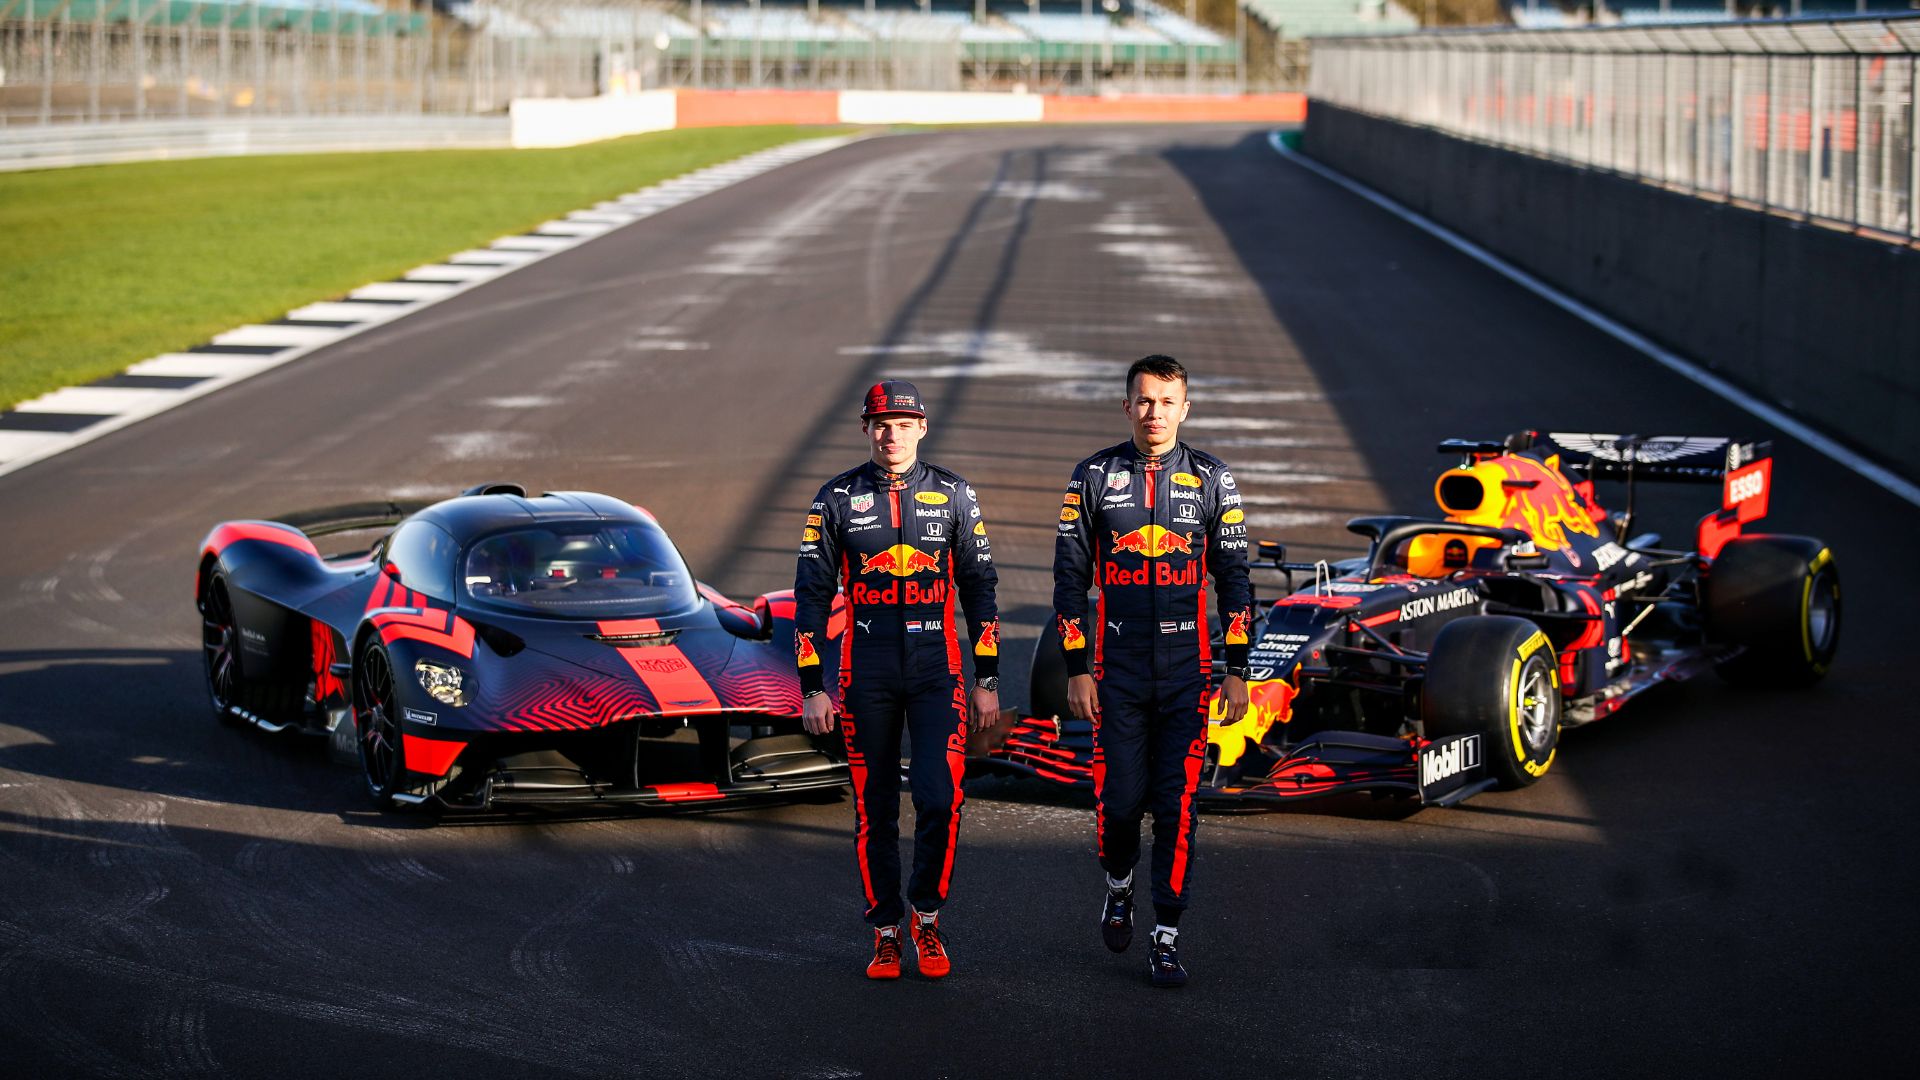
left=0, top=134, right=856, bottom=480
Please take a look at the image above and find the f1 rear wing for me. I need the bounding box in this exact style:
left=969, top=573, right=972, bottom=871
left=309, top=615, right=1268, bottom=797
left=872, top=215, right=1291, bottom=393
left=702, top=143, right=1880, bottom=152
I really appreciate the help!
left=1536, top=433, right=1770, bottom=484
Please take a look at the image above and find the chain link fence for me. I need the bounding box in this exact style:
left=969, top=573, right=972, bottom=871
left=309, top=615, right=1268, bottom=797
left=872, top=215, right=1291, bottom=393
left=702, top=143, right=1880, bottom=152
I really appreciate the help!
left=1311, top=14, right=1920, bottom=238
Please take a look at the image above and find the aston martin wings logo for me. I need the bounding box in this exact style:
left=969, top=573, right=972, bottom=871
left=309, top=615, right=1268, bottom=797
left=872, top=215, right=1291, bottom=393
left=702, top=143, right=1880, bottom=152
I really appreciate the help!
left=1548, top=433, right=1728, bottom=464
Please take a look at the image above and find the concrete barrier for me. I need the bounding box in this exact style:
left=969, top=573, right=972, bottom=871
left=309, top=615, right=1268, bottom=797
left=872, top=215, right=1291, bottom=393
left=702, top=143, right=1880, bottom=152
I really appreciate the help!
left=509, top=91, right=676, bottom=149
left=1041, top=93, right=1305, bottom=124
left=1305, top=102, right=1920, bottom=470
left=0, top=115, right=511, bottom=171
left=837, top=90, right=1045, bottom=126
left=675, top=89, right=840, bottom=128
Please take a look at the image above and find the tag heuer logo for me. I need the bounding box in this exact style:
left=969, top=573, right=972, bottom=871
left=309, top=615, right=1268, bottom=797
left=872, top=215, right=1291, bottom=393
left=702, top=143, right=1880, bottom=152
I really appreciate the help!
left=1107, top=471, right=1130, bottom=491
left=850, top=493, right=874, bottom=513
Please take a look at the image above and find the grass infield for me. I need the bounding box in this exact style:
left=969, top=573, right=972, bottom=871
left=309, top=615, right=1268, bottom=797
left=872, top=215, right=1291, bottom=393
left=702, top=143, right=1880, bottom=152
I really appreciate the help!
left=0, top=124, right=852, bottom=413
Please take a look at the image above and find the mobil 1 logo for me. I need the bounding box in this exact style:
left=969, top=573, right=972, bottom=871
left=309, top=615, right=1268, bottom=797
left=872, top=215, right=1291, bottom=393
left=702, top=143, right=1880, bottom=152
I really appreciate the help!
left=1417, top=733, right=1483, bottom=804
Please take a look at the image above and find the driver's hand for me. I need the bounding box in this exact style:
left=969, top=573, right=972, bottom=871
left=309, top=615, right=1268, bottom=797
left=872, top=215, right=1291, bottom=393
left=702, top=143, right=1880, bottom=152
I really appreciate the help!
left=969, top=686, right=1000, bottom=733
left=1217, top=676, right=1250, bottom=725
left=1066, top=674, right=1099, bottom=724
left=802, top=693, right=837, bottom=735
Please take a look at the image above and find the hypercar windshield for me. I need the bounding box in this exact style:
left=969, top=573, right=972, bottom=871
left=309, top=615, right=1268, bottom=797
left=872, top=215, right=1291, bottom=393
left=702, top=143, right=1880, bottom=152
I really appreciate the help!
left=462, top=522, right=696, bottom=618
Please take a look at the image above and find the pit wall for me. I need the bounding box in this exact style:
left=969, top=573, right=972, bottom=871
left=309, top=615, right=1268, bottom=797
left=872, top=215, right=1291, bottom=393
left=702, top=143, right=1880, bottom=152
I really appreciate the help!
left=1305, top=102, right=1920, bottom=468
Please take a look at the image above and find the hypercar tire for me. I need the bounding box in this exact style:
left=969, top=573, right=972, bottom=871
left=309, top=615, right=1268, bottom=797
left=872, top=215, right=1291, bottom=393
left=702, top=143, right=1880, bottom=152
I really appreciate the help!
left=1027, top=619, right=1071, bottom=724
left=1421, top=615, right=1561, bottom=789
left=201, top=574, right=303, bottom=729
left=352, top=639, right=409, bottom=810
left=1704, top=536, right=1840, bottom=688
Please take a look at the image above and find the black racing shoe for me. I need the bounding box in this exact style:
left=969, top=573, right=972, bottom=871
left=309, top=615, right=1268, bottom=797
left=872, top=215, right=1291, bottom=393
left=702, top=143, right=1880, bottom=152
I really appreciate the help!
left=1101, top=886, right=1135, bottom=953
left=1148, top=930, right=1187, bottom=989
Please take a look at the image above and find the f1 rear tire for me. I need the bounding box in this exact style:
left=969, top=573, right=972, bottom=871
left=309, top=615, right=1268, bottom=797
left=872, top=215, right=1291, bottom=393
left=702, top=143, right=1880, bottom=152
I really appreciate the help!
left=1704, top=535, right=1840, bottom=688
left=1421, top=615, right=1561, bottom=789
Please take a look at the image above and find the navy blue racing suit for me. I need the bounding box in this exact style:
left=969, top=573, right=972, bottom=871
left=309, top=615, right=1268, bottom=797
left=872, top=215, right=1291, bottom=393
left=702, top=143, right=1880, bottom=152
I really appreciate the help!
left=1052, top=441, right=1251, bottom=925
left=796, top=460, right=999, bottom=927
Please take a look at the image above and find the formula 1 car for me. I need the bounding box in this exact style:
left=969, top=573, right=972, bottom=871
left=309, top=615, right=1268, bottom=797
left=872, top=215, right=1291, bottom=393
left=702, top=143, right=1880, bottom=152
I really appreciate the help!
left=196, top=484, right=849, bottom=811
left=980, top=431, right=1840, bottom=808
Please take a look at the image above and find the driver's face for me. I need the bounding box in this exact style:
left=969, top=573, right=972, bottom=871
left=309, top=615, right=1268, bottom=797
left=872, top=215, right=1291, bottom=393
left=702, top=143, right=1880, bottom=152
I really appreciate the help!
left=865, top=415, right=927, bottom=471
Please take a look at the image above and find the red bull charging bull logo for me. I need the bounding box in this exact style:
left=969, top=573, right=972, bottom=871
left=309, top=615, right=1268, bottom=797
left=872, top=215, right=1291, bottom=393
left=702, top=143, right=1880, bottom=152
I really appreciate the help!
left=1058, top=617, right=1087, bottom=651
left=860, top=545, right=942, bottom=577
left=977, top=620, right=1000, bottom=657
left=1225, top=610, right=1251, bottom=646
left=795, top=631, right=819, bottom=668
left=1109, top=525, right=1194, bottom=558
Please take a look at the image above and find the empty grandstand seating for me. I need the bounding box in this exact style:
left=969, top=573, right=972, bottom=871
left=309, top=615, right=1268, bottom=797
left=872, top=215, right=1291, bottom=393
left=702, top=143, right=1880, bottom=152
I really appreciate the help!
left=13, top=0, right=423, bottom=33
left=1240, top=0, right=1417, bottom=38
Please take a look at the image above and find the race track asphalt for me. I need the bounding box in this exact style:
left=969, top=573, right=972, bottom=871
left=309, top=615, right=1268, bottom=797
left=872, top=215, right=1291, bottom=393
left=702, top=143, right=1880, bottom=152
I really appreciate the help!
left=0, top=124, right=1912, bottom=1079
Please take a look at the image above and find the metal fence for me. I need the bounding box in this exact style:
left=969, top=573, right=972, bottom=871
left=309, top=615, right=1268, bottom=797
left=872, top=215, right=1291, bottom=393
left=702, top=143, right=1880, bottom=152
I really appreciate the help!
left=0, top=1, right=1259, bottom=126
left=1310, top=14, right=1920, bottom=239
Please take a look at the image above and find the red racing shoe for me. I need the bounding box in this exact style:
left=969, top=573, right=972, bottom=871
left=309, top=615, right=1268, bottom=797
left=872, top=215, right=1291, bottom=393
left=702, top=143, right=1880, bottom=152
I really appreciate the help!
left=910, top=911, right=951, bottom=979
left=867, top=926, right=903, bottom=980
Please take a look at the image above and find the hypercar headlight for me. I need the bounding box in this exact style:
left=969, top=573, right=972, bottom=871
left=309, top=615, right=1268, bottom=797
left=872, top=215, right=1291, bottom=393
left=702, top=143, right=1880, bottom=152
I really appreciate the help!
left=414, top=660, right=470, bottom=707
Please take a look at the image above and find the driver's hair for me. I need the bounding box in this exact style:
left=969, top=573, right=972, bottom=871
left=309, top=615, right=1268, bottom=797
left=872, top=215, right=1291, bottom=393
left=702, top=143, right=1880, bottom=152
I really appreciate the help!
left=1127, top=354, right=1187, bottom=396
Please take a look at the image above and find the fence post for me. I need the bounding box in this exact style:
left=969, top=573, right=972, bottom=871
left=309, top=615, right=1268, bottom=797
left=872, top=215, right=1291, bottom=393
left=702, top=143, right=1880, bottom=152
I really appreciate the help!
left=1808, top=54, right=1822, bottom=219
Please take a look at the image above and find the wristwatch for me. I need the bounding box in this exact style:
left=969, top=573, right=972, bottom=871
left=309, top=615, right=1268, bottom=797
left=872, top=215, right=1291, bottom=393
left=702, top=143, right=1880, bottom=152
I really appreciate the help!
left=974, top=676, right=1000, bottom=692
left=1223, top=665, right=1252, bottom=681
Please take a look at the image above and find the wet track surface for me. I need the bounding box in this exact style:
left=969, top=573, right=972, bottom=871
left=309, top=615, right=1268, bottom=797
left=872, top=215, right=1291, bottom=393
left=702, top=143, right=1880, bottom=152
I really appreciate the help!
left=1, top=125, right=1913, bottom=1077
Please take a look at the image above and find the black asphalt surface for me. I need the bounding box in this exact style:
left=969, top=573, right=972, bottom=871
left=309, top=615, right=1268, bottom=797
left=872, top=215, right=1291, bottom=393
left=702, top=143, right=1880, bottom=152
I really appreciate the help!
left=1, top=125, right=1913, bottom=1079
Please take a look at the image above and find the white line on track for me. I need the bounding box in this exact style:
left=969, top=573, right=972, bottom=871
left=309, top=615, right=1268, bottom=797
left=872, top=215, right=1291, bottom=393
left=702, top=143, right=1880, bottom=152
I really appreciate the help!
left=0, top=135, right=857, bottom=481
left=1266, top=130, right=1920, bottom=510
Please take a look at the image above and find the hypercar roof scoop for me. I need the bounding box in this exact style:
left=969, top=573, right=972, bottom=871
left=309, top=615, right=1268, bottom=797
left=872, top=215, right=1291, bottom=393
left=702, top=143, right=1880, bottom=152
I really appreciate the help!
left=461, top=482, right=526, bottom=498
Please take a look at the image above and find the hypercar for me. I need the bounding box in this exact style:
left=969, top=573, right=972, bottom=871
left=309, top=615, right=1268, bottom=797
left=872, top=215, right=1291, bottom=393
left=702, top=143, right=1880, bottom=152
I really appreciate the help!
left=196, top=484, right=849, bottom=811
left=980, top=431, right=1840, bottom=808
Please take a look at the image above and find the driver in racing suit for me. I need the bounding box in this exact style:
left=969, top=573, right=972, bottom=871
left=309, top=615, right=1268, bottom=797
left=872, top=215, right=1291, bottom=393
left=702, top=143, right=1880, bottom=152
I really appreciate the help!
left=1054, top=354, right=1252, bottom=988
left=795, top=380, right=1001, bottom=981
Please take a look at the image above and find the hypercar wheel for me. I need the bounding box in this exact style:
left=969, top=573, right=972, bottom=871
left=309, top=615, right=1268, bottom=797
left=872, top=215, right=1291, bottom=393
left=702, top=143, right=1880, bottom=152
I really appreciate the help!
left=1704, top=536, right=1840, bottom=688
left=1027, top=619, right=1071, bottom=723
left=1421, top=616, right=1561, bottom=789
left=201, top=573, right=302, bottom=729
left=352, top=639, right=408, bottom=809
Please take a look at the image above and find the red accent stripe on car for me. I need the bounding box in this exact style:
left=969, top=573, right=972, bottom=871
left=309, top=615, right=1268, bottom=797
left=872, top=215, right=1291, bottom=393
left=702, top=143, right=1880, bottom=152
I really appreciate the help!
left=598, top=619, right=722, bottom=714
left=372, top=608, right=476, bottom=658
left=647, top=782, right=723, bottom=802
left=401, top=734, right=466, bottom=778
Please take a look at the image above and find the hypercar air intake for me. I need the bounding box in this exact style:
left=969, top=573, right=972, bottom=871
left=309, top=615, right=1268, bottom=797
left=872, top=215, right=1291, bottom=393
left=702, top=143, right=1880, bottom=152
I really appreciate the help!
left=587, top=629, right=681, bottom=647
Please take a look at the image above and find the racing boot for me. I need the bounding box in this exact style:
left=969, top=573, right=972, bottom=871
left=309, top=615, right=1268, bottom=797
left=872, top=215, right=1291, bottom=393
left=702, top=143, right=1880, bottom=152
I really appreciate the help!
left=1147, top=927, right=1187, bottom=989
left=1101, top=879, right=1136, bottom=953
left=909, top=910, right=951, bottom=979
left=867, top=925, right=903, bottom=980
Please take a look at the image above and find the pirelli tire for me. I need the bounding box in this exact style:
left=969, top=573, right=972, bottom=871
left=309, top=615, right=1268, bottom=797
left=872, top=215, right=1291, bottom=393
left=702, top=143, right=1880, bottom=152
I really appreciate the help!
left=200, top=573, right=304, bottom=730
left=1421, top=615, right=1561, bottom=790
left=1027, top=619, right=1072, bottom=726
left=1703, top=535, right=1840, bottom=688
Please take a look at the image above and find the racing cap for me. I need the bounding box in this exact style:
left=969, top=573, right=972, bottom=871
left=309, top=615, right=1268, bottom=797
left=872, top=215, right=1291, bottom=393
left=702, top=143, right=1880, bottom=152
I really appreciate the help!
left=861, top=380, right=927, bottom=420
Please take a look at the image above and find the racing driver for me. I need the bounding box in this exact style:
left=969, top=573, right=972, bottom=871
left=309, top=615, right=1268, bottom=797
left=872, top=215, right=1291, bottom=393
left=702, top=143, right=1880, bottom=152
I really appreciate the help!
left=1054, top=354, right=1252, bottom=988
left=795, top=380, right=1001, bottom=981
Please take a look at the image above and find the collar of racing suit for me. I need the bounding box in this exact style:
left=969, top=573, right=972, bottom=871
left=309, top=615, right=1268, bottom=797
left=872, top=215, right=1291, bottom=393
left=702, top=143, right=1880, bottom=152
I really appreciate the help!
left=864, top=459, right=921, bottom=491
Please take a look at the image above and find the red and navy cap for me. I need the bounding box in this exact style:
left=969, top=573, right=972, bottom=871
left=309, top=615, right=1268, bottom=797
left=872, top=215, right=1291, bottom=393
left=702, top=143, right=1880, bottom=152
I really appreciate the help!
left=861, top=380, right=926, bottom=420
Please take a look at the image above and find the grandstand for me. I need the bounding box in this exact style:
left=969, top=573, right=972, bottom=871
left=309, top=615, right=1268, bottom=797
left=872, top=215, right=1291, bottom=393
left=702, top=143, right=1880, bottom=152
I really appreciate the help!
left=1239, top=0, right=1417, bottom=38
left=1509, top=2, right=1920, bottom=28
left=0, top=0, right=1258, bottom=124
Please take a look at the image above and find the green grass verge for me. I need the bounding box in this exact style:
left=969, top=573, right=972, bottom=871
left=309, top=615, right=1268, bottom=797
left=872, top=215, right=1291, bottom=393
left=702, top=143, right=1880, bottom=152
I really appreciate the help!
left=0, top=124, right=854, bottom=413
